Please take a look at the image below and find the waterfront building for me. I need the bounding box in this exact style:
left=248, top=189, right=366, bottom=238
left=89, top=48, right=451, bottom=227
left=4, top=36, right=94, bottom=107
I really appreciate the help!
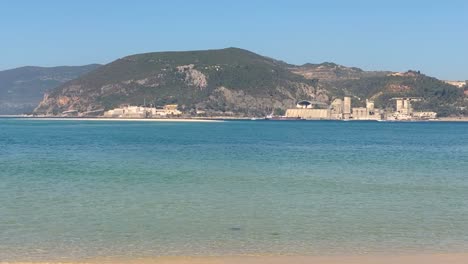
left=352, top=107, right=368, bottom=120
left=103, top=104, right=182, bottom=118
left=276, top=96, right=435, bottom=121
left=330, top=99, right=343, bottom=119
left=413, top=112, right=437, bottom=120
left=343, top=97, right=351, bottom=119
left=285, top=108, right=330, bottom=119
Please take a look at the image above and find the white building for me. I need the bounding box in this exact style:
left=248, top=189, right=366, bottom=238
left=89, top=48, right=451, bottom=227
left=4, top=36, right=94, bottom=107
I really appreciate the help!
left=103, top=104, right=182, bottom=118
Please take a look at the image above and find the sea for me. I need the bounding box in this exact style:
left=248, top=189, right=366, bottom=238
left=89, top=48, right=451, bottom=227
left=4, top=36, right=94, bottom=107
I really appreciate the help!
left=0, top=118, right=467, bottom=261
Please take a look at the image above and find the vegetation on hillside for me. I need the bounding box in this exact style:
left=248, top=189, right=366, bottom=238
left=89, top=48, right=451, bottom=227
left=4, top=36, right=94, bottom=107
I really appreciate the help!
left=330, top=73, right=465, bottom=116
left=0, top=64, right=100, bottom=114
left=36, top=48, right=321, bottom=116
left=32, top=48, right=467, bottom=117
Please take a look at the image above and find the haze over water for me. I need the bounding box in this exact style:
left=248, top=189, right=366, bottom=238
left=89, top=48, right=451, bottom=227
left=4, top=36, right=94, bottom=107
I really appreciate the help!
left=1, top=119, right=467, bottom=261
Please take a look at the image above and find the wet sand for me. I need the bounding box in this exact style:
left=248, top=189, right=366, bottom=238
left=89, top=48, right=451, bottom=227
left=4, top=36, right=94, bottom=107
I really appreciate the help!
left=4, top=254, right=468, bottom=264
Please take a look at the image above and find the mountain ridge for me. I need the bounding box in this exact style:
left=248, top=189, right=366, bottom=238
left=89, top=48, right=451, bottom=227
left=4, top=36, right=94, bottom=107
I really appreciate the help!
left=0, top=64, right=101, bottom=114
left=6, top=47, right=465, bottom=117
left=35, top=48, right=325, bottom=116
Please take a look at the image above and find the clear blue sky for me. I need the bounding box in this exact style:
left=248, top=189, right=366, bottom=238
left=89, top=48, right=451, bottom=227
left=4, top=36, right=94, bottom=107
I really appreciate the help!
left=1, top=0, right=467, bottom=80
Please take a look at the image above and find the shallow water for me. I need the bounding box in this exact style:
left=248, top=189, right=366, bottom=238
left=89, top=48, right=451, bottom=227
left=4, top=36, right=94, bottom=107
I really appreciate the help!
left=1, top=119, right=467, bottom=261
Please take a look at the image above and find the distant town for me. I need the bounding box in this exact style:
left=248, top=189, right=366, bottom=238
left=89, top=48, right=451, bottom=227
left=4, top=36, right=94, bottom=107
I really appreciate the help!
left=284, top=96, right=437, bottom=121
left=49, top=96, right=437, bottom=122
left=4, top=48, right=466, bottom=120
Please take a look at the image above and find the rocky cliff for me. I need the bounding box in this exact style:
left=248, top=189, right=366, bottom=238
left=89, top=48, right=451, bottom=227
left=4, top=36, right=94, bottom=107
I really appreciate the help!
left=0, top=64, right=100, bottom=114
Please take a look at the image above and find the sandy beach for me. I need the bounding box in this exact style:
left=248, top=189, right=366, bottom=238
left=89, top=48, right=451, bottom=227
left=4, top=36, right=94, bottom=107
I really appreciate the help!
left=4, top=254, right=468, bottom=264
left=436, top=117, right=468, bottom=122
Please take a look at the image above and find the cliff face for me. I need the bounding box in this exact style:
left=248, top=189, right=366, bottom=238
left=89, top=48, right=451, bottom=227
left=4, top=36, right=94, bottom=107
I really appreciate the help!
left=0, top=64, right=100, bottom=114
left=34, top=48, right=326, bottom=116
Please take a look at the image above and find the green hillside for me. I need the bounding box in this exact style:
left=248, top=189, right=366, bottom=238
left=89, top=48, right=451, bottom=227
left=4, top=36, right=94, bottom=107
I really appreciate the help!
left=0, top=64, right=100, bottom=114
left=35, top=48, right=323, bottom=116
left=33, top=48, right=467, bottom=117
left=329, top=73, right=466, bottom=116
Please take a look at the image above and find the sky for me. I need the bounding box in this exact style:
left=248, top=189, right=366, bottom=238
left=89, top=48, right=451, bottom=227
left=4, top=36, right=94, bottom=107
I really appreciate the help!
left=0, top=0, right=467, bottom=80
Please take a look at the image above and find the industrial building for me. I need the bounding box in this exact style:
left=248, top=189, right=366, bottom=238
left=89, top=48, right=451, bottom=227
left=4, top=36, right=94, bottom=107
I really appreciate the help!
left=330, top=98, right=343, bottom=119
left=343, top=96, right=352, bottom=119
left=352, top=99, right=382, bottom=120
left=387, top=98, right=437, bottom=120
left=285, top=97, right=382, bottom=120
left=285, top=108, right=330, bottom=119
left=285, top=94, right=439, bottom=121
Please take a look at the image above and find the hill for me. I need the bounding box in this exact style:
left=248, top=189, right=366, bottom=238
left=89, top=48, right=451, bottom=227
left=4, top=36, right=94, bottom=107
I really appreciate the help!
left=291, top=62, right=391, bottom=81
left=0, top=64, right=101, bottom=114
left=328, top=71, right=466, bottom=116
left=34, top=48, right=325, bottom=116
left=33, top=48, right=467, bottom=117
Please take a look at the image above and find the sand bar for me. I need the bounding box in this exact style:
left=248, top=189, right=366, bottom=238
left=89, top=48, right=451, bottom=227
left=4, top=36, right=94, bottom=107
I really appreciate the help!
left=2, top=117, right=222, bottom=122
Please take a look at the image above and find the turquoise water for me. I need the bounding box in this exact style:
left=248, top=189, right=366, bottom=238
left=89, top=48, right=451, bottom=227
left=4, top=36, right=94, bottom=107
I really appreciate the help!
left=1, top=119, right=468, bottom=261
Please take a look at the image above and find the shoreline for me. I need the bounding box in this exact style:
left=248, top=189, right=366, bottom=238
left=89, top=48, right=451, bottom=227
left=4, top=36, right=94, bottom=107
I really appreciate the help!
left=2, top=115, right=468, bottom=122
left=436, top=117, right=468, bottom=122
left=0, top=117, right=223, bottom=122
left=3, top=253, right=468, bottom=264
